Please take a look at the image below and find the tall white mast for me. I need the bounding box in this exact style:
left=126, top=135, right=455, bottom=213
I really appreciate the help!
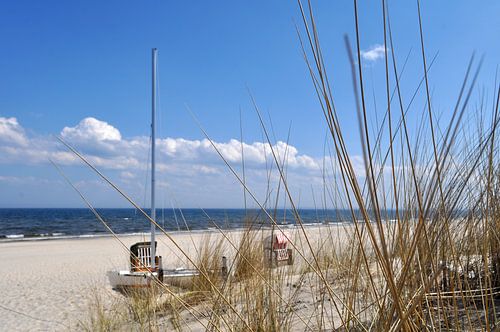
left=150, top=48, right=157, bottom=269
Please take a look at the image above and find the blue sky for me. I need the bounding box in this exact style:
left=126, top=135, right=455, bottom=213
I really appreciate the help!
left=0, top=1, right=499, bottom=208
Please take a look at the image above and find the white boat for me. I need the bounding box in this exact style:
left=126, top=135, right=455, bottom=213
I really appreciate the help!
left=107, top=49, right=163, bottom=289
left=107, top=240, right=163, bottom=289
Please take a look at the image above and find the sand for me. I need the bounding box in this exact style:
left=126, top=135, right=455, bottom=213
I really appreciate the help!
left=0, top=225, right=351, bottom=331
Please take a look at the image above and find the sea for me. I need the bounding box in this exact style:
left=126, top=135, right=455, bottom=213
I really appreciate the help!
left=0, top=208, right=357, bottom=241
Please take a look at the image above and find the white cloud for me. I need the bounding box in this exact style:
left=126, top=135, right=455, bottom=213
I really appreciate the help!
left=360, top=44, right=386, bottom=62
left=0, top=117, right=29, bottom=146
left=61, top=117, right=122, bottom=142
left=0, top=117, right=323, bottom=175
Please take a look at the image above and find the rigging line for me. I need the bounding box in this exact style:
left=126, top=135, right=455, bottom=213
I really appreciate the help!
left=156, top=53, right=167, bottom=227
left=142, top=134, right=152, bottom=211
left=141, top=134, right=152, bottom=242
left=175, top=203, right=204, bottom=260
left=161, top=200, right=165, bottom=229
left=172, top=201, right=181, bottom=231
left=153, top=176, right=182, bottom=232
left=147, top=168, right=181, bottom=233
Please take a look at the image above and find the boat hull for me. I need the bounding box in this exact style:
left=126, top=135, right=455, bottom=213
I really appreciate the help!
left=107, top=268, right=201, bottom=289
left=107, top=270, right=160, bottom=289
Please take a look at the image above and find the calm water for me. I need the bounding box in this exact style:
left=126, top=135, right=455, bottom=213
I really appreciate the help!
left=0, top=208, right=355, bottom=241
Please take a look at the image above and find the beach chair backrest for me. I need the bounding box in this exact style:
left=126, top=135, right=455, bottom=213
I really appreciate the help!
left=130, top=241, right=156, bottom=271
left=138, top=245, right=152, bottom=268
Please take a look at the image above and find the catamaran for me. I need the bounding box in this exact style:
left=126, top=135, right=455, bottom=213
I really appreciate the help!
left=107, top=48, right=163, bottom=288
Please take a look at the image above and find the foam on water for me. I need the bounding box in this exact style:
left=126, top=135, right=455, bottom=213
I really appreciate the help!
left=5, top=234, right=24, bottom=239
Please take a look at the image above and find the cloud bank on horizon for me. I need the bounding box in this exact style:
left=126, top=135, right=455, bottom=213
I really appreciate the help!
left=0, top=116, right=363, bottom=208
left=0, top=116, right=322, bottom=172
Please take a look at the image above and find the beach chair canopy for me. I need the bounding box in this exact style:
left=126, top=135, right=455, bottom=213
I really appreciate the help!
left=275, top=232, right=288, bottom=245
left=264, top=231, right=290, bottom=250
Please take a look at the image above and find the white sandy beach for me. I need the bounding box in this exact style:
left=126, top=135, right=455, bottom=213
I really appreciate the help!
left=0, top=225, right=353, bottom=331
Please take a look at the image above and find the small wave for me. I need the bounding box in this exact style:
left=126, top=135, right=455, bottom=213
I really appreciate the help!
left=121, top=232, right=148, bottom=237
left=6, top=234, right=24, bottom=239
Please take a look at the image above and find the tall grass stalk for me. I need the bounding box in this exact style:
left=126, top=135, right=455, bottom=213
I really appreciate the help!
left=61, top=0, right=500, bottom=330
